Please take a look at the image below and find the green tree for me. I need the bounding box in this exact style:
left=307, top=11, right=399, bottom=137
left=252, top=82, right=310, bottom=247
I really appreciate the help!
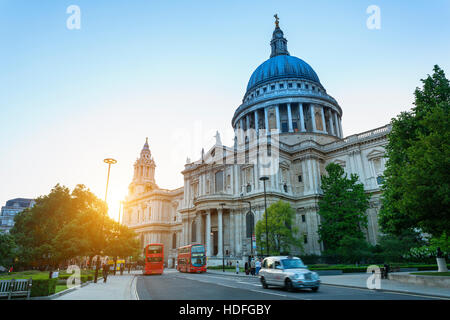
left=379, top=65, right=450, bottom=237
left=318, top=163, right=370, bottom=257
left=255, top=200, right=302, bottom=255
left=0, top=233, right=17, bottom=267
left=104, top=220, right=141, bottom=261
left=376, top=230, right=424, bottom=263
left=10, top=184, right=108, bottom=268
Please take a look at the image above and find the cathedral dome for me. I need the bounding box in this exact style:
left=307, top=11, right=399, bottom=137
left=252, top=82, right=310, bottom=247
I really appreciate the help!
left=246, top=55, right=321, bottom=94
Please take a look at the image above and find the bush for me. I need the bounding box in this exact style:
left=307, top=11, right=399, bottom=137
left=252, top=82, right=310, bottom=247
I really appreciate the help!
left=31, top=278, right=57, bottom=297
left=58, top=274, right=92, bottom=283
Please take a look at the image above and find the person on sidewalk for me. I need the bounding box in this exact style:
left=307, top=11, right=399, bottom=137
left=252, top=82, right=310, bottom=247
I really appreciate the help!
left=255, top=258, right=261, bottom=275
left=102, top=263, right=110, bottom=283
left=120, top=263, right=124, bottom=275
left=250, top=257, right=256, bottom=276
left=245, top=262, right=249, bottom=275
left=236, top=261, right=239, bottom=274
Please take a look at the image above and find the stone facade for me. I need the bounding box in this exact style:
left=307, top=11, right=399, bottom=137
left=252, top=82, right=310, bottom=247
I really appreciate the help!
left=123, top=21, right=390, bottom=266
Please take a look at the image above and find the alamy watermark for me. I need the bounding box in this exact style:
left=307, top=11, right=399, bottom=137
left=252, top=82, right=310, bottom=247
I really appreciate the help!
left=366, top=5, right=381, bottom=30
left=366, top=265, right=381, bottom=290
left=66, top=264, right=81, bottom=289
left=66, top=5, right=81, bottom=30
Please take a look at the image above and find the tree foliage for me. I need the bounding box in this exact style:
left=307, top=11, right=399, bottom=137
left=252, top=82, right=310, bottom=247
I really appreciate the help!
left=379, top=65, right=450, bottom=237
left=10, top=184, right=140, bottom=268
left=0, top=233, right=17, bottom=267
left=318, top=163, right=370, bottom=256
left=255, top=200, right=302, bottom=255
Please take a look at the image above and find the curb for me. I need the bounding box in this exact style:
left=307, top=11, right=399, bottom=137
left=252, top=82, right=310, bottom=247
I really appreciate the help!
left=320, top=282, right=450, bottom=300
left=32, top=277, right=104, bottom=300
left=130, top=275, right=139, bottom=300
left=207, top=271, right=254, bottom=278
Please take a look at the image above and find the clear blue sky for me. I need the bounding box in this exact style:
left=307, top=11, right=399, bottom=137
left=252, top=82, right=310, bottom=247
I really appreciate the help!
left=1, top=0, right=449, bottom=219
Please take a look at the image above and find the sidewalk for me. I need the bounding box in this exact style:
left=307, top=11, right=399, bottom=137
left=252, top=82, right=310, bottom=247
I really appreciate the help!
left=53, top=271, right=140, bottom=300
left=207, top=269, right=450, bottom=299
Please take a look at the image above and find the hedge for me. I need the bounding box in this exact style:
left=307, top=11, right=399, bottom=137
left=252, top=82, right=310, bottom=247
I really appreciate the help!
left=58, top=274, right=93, bottom=283
left=30, top=278, right=57, bottom=297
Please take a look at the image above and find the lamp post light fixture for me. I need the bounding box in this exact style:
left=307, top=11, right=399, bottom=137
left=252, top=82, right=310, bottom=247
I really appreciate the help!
left=94, top=157, right=117, bottom=284
left=259, top=176, right=269, bottom=257
left=219, top=202, right=226, bottom=272
left=103, top=158, right=117, bottom=203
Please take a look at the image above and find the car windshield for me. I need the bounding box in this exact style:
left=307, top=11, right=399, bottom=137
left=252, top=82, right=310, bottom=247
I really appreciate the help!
left=281, top=259, right=306, bottom=269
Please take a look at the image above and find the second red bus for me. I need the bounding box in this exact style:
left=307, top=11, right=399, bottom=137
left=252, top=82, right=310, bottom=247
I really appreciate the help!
left=176, top=243, right=207, bottom=273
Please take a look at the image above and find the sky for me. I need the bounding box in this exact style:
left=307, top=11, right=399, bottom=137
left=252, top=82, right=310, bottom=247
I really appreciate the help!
left=0, top=0, right=449, bottom=221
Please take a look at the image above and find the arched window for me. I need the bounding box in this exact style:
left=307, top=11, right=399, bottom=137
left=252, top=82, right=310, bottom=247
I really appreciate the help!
left=172, top=233, right=177, bottom=249
left=246, top=212, right=255, bottom=238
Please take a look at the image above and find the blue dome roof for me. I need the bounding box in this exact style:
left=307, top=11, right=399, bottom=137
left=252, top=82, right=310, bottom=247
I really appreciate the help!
left=246, top=55, right=320, bottom=93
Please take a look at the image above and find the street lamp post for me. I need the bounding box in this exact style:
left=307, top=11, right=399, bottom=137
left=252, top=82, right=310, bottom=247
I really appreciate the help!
left=259, top=176, right=269, bottom=257
left=94, top=157, right=117, bottom=284
left=219, top=203, right=226, bottom=272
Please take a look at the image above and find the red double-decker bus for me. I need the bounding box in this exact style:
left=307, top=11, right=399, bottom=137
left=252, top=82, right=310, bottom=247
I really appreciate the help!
left=176, top=243, right=207, bottom=273
left=144, top=243, right=164, bottom=275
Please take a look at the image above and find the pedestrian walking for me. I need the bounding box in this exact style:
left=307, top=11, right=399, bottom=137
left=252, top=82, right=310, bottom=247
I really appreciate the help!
left=102, top=263, right=110, bottom=283
left=127, top=263, right=131, bottom=274
left=245, top=262, right=249, bottom=275
left=255, top=258, right=261, bottom=275
left=250, top=257, right=256, bottom=276
left=236, top=261, right=239, bottom=274
left=120, top=263, right=124, bottom=275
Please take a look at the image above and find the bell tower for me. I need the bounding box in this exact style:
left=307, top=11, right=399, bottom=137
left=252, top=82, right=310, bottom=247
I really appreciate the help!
left=129, top=138, right=157, bottom=195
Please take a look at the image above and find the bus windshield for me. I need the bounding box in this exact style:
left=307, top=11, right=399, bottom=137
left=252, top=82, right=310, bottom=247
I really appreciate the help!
left=191, top=245, right=205, bottom=253
left=147, top=245, right=162, bottom=254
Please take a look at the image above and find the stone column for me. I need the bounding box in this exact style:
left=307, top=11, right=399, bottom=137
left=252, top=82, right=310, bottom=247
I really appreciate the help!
left=240, top=118, right=245, bottom=143
left=287, top=103, right=293, bottom=132
left=254, top=110, right=259, bottom=133
left=320, top=107, right=327, bottom=133
left=230, top=210, right=235, bottom=256
left=206, top=210, right=212, bottom=257
left=338, top=117, right=344, bottom=138
left=333, top=112, right=340, bottom=138
left=246, top=115, right=250, bottom=136
left=234, top=211, right=241, bottom=256
left=275, top=105, right=281, bottom=133
left=196, top=213, right=201, bottom=244
left=310, top=105, right=317, bottom=132
left=328, top=109, right=335, bottom=135
left=218, top=208, right=223, bottom=257
left=264, top=107, right=269, bottom=133
left=299, top=103, right=306, bottom=132
left=307, top=158, right=314, bottom=194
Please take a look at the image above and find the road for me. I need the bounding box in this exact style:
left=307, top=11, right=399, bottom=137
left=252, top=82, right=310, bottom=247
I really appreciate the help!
left=136, top=269, right=440, bottom=300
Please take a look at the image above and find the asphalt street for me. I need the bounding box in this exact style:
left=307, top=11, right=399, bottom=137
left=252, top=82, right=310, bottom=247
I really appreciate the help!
left=136, top=269, right=440, bottom=300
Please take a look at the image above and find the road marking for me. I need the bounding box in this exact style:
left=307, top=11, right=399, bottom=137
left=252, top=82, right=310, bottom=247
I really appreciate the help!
left=250, top=289, right=288, bottom=297
left=237, top=281, right=260, bottom=286
left=322, top=284, right=448, bottom=300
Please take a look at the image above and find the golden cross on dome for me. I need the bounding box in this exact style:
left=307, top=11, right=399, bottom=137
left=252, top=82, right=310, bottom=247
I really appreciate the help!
left=274, top=14, right=279, bottom=27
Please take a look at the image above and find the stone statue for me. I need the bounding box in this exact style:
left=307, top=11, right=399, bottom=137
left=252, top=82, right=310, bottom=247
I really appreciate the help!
left=274, top=14, right=279, bottom=27
left=186, top=157, right=191, bottom=164
left=201, top=148, right=205, bottom=162
left=215, top=131, right=222, bottom=146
